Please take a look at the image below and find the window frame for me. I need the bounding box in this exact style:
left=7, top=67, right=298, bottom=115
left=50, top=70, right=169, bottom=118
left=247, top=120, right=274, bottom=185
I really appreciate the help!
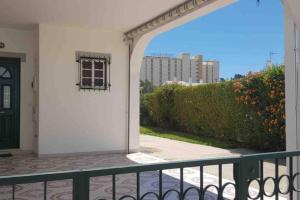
left=77, top=56, right=111, bottom=91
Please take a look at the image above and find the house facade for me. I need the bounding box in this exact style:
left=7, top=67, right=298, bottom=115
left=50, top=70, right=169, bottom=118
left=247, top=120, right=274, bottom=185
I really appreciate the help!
left=0, top=25, right=134, bottom=155
left=0, top=0, right=236, bottom=156
left=0, top=0, right=299, bottom=159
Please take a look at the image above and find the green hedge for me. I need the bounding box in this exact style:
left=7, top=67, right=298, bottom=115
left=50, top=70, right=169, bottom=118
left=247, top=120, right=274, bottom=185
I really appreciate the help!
left=140, top=66, right=285, bottom=151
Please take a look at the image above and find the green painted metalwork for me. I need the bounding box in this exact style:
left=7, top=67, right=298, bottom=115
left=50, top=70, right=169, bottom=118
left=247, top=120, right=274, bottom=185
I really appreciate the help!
left=1, top=150, right=300, bottom=199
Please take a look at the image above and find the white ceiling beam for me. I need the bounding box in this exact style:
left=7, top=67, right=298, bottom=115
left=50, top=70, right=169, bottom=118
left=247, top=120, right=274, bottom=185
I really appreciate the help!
left=124, top=0, right=217, bottom=41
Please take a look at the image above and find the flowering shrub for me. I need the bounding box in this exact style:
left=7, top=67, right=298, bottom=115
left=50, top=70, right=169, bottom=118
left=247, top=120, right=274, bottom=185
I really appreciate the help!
left=233, top=65, right=285, bottom=150
left=141, top=65, right=285, bottom=151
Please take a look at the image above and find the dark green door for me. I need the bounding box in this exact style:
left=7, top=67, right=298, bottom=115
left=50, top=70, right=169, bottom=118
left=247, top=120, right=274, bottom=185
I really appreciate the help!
left=0, top=57, right=20, bottom=149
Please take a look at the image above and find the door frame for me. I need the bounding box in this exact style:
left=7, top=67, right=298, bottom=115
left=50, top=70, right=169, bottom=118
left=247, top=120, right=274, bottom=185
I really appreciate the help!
left=0, top=57, right=21, bottom=149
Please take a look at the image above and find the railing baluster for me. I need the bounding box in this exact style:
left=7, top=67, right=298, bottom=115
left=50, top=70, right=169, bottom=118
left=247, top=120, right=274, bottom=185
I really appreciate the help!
left=136, top=172, right=140, bottom=200
left=260, top=160, right=264, bottom=200
left=200, top=165, right=203, bottom=199
left=44, top=181, right=47, bottom=200
left=78, top=174, right=90, bottom=200
left=112, top=174, right=116, bottom=200
left=234, top=158, right=248, bottom=200
left=73, top=173, right=79, bottom=200
left=73, top=172, right=89, bottom=200
left=275, top=158, right=279, bottom=200
left=12, top=184, right=15, bottom=200
left=290, top=156, right=294, bottom=200
left=180, top=168, right=183, bottom=200
left=218, top=164, right=222, bottom=200
left=159, top=170, right=162, bottom=199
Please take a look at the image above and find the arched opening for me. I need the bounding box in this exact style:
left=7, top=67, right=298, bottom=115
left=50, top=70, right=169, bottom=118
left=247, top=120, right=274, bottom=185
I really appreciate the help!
left=128, top=0, right=236, bottom=152
left=136, top=1, right=286, bottom=197
left=138, top=0, right=285, bottom=153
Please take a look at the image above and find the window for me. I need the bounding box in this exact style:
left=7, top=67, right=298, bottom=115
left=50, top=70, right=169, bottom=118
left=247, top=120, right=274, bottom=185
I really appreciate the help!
left=76, top=53, right=111, bottom=91
left=2, top=85, right=11, bottom=109
left=0, top=66, right=11, bottom=78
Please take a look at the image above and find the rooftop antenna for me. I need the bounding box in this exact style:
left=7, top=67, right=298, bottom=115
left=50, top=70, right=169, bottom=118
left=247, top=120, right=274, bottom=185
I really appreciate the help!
left=267, top=51, right=277, bottom=68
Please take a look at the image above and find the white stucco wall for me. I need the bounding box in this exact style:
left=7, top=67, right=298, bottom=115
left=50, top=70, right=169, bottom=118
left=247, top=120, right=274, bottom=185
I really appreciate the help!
left=0, top=27, right=35, bottom=151
left=284, top=0, right=300, bottom=152
left=37, top=24, right=131, bottom=155
left=283, top=3, right=300, bottom=199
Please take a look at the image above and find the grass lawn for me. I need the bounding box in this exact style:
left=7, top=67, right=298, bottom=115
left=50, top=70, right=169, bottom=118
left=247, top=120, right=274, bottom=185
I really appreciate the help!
left=140, top=126, right=237, bottom=149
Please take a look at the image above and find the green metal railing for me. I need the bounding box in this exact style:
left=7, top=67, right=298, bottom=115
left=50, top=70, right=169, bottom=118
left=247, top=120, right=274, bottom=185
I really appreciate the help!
left=0, top=150, right=300, bottom=200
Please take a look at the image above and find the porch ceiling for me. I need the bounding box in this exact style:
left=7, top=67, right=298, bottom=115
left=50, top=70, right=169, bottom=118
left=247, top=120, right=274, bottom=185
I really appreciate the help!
left=0, top=0, right=185, bottom=31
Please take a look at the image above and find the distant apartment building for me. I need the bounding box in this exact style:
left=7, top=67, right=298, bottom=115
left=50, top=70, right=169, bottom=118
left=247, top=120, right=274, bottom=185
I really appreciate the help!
left=140, top=53, right=219, bottom=86
left=201, top=61, right=220, bottom=83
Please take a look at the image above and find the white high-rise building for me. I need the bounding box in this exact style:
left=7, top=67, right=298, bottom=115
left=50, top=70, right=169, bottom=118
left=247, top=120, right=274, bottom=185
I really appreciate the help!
left=201, top=61, right=220, bottom=83
left=140, top=53, right=219, bottom=86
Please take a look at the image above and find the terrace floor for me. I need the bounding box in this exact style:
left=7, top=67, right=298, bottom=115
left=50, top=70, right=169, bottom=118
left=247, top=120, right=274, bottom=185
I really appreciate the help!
left=0, top=136, right=287, bottom=200
left=0, top=152, right=233, bottom=200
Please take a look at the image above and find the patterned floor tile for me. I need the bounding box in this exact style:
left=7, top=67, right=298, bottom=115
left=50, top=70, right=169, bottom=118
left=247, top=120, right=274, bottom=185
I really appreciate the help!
left=0, top=153, right=286, bottom=200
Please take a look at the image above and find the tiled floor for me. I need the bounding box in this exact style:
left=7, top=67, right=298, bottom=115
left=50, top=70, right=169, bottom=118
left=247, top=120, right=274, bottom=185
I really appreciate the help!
left=0, top=152, right=286, bottom=200
left=0, top=153, right=135, bottom=200
left=0, top=153, right=135, bottom=176
left=0, top=134, right=290, bottom=200
left=0, top=152, right=229, bottom=200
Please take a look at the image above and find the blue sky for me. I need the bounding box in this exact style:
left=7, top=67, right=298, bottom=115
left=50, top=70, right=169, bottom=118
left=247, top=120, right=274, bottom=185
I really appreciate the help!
left=144, top=0, right=284, bottom=79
